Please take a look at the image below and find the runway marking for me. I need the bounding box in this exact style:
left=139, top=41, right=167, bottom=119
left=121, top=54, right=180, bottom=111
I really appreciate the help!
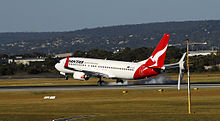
left=52, top=115, right=95, bottom=121
left=1, top=84, right=220, bottom=92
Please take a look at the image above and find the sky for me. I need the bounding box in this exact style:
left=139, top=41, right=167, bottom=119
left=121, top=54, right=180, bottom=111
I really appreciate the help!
left=0, top=0, right=220, bottom=32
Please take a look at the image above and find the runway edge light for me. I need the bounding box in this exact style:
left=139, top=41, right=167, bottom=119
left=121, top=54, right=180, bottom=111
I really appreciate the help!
left=194, top=88, right=199, bottom=91
left=122, top=90, right=128, bottom=94
left=158, top=89, right=164, bottom=93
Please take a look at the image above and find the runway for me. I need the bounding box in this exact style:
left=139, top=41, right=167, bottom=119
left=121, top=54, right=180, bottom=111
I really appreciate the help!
left=0, top=83, right=220, bottom=92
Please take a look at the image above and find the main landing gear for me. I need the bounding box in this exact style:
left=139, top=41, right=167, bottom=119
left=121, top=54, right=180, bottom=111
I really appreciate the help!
left=116, top=79, right=124, bottom=83
left=97, top=78, right=124, bottom=86
left=97, top=77, right=104, bottom=86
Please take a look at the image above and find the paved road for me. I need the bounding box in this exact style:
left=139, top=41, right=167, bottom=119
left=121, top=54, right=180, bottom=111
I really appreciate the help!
left=0, top=83, right=220, bottom=92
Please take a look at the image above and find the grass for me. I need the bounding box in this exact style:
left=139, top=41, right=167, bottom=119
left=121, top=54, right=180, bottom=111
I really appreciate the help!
left=0, top=72, right=220, bottom=87
left=0, top=88, right=220, bottom=121
left=0, top=78, right=106, bottom=87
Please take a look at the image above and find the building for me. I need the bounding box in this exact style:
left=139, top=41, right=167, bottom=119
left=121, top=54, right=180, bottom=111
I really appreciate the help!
left=204, top=64, right=220, bottom=70
left=54, top=53, right=73, bottom=58
left=0, top=59, right=8, bottom=64
left=189, top=50, right=217, bottom=56
left=9, top=58, right=45, bottom=65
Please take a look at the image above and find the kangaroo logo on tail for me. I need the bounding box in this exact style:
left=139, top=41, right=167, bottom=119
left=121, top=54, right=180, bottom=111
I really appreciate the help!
left=148, top=45, right=168, bottom=67
left=133, top=33, right=169, bottom=79
left=144, top=34, right=169, bottom=68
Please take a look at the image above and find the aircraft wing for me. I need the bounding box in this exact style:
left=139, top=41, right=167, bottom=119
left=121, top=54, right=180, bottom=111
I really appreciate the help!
left=163, top=53, right=186, bottom=90
left=163, top=53, right=186, bottom=70
left=82, top=70, right=116, bottom=79
left=64, top=65, right=115, bottom=78
left=64, top=56, right=115, bottom=78
left=164, top=63, right=179, bottom=69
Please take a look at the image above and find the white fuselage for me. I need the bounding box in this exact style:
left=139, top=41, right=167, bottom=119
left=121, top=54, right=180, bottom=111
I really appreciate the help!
left=55, top=57, right=142, bottom=79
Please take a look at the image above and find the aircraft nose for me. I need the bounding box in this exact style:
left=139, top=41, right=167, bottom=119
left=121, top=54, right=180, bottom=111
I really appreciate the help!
left=55, top=63, right=60, bottom=71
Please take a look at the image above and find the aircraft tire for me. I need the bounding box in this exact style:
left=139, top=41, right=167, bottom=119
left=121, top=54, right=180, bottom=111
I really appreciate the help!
left=65, top=76, right=69, bottom=80
left=97, top=80, right=104, bottom=86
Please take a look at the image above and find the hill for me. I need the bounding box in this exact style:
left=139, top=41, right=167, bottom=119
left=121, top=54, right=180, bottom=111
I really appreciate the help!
left=0, top=20, right=220, bottom=55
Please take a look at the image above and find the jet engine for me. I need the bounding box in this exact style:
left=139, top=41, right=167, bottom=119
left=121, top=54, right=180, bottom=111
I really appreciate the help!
left=73, top=72, right=90, bottom=81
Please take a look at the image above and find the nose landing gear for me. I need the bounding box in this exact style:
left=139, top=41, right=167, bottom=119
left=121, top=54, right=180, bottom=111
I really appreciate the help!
left=65, top=76, right=69, bottom=80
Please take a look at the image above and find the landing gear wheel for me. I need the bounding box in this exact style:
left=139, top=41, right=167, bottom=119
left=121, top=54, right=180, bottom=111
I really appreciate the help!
left=97, top=77, right=104, bottom=86
left=65, top=76, right=69, bottom=80
left=97, top=81, right=103, bottom=86
left=116, top=79, right=124, bottom=83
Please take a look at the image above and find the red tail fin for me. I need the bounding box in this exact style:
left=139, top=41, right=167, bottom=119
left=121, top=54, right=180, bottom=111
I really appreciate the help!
left=144, top=33, right=169, bottom=68
left=64, top=56, right=70, bottom=68
left=133, top=34, right=170, bottom=79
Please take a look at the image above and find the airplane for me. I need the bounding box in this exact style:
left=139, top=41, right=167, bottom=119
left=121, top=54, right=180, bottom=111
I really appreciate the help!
left=55, top=33, right=186, bottom=86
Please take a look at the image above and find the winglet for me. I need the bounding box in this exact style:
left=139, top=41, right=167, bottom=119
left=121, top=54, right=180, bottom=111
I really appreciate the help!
left=178, top=52, right=186, bottom=90
left=178, top=53, right=186, bottom=70
left=179, top=53, right=186, bottom=63
left=64, top=56, right=70, bottom=68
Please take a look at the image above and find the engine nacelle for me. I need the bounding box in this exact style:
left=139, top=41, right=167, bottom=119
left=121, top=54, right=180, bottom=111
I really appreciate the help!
left=73, top=72, right=90, bottom=81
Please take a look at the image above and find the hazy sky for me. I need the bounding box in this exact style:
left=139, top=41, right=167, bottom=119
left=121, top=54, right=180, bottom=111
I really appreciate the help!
left=0, top=0, right=220, bottom=32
